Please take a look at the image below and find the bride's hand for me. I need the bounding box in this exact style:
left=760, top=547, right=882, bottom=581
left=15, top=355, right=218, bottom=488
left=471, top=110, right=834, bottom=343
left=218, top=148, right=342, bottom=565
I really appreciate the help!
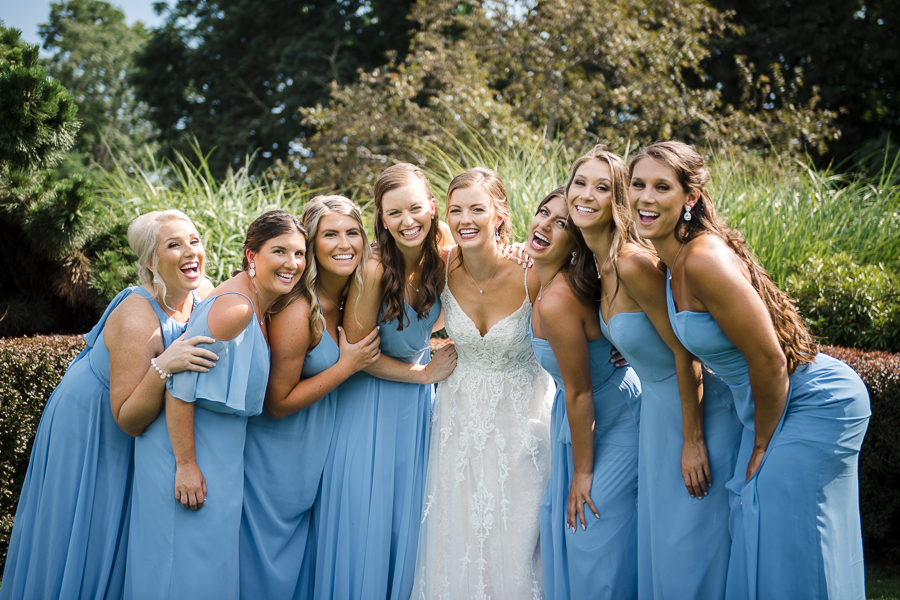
left=421, top=341, right=457, bottom=384
left=567, top=471, right=598, bottom=532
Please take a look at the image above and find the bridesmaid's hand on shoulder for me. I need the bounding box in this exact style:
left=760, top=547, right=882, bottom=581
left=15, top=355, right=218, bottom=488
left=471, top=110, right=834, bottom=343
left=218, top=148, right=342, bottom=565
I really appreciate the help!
left=155, top=332, right=219, bottom=375
left=337, top=326, right=381, bottom=375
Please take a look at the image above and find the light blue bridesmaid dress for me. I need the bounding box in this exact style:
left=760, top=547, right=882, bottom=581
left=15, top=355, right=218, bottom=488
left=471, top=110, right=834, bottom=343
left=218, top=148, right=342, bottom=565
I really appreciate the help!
left=600, top=310, right=742, bottom=599
left=313, top=299, right=440, bottom=600
left=531, top=325, right=642, bottom=600
left=239, top=309, right=340, bottom=599
left=665, top=276, right=870, bottom=600
left=1, top=287, right=189, bottom=600
left=125, top=291, right=268, bottom=600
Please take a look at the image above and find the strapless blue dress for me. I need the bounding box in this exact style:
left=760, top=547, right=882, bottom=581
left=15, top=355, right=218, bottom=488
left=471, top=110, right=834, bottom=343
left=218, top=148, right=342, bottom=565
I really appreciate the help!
left=600, top=310, right=742, bottom=599
left=239, top=319, right=340, bottom=599
left=531, top=326, right=642, bottom=600
left=1, top=287, right=188, bottom=600
left=666, top=276, right=870, bottom=600
left=125, top=291, right=268, bottom=600
left=313, top=300, right=439, bottom=600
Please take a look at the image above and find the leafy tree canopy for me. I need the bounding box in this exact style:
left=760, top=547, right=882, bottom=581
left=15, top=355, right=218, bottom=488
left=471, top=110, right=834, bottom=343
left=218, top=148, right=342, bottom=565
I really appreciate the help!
left=300, top=0, right=839, bottom=190
left=132, top=0, right=417, bottom=175
left=39, top=0, right=153, bottom=170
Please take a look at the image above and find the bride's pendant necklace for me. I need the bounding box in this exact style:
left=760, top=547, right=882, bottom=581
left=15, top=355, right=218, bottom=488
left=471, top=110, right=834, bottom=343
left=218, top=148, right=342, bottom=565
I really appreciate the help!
left=463, top=255, right=501, bottom=294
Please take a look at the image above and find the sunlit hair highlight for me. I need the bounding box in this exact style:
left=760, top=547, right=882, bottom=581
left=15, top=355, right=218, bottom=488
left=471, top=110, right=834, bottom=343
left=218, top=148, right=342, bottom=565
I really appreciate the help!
left=565, top=145, right=653, bottom=302
left=373, top=163, right=442, bottom=328
left=127, top=209, right=202, bottom=308
left=630, top=140, right=817, bottom=372
left=270, top=196, right=371, bottom=343
left=534, top=187, right=601, bottom=306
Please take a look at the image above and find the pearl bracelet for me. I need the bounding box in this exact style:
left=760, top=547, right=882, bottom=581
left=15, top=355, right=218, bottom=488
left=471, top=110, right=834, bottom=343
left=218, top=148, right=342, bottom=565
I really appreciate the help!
left=150, top=357, right=171, bottom=380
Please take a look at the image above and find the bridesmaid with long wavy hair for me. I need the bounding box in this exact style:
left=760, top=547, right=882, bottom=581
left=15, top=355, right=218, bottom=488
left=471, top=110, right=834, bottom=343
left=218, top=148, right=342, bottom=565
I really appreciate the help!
left=566, top=146, right=742, bottom=599
left=630, top=141, right=870, bottom=599
left=313, top=164, right=457, bottom=600
left=239, top=196, right=381, bottom=598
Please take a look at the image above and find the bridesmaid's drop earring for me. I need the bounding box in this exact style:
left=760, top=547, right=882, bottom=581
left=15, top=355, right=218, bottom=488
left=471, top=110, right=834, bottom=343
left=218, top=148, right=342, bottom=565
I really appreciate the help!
left=249, top=262, right=256, bottom=277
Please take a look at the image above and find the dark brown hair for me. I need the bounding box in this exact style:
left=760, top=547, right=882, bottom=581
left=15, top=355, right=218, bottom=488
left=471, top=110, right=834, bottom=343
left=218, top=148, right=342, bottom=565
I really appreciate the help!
left=373, top=163, right=442, bottom=328
left=630, top=141, right=817, bottom=373
left=535, top=187, right=602, bottom=306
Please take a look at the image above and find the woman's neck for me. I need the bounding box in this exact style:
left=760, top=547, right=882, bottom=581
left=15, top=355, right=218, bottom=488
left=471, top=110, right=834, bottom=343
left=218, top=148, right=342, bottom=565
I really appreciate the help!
left=531, top=255, right=566, bottom=286
left=398, top=243, right=426, bottom=276
left=317, top=268, right=351, bottom=300
left=581, top=223, right=612, bottom=269
left=160, top=286, right=195, bottom=321
left=458, top=240, right=502, bottom=278
left=650, top=233, right=684, bottom=269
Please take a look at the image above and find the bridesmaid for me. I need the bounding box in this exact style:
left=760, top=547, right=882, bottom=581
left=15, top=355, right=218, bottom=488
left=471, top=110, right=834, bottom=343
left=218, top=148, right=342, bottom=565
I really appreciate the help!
left=126, top=210, right=307, bottom=600
left=313, top=163, right=457, bottom=600
left=566, top=146, right=742, bottom=599
left=528, top=188, right=642, bottom=600
left=1, top=210, right=216, bottom=600
left=239, top=196, right=381, bottom=598
left=629, top=141, right=870, bottom=599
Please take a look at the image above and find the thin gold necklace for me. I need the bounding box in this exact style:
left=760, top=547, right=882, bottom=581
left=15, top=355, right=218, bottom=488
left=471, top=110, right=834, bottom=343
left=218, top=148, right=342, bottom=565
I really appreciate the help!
left=668, top=242, right=686, bottom=280
left=319, top=285, right=345, bottom=310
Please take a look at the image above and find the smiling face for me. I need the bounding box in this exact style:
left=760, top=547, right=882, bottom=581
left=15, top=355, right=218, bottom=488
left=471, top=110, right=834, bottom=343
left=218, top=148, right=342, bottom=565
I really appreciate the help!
left=314, top=211, right=364, bottom=277
left=153, top=219, right=206, bottom=294
left=629, top=157, right=696, bottom=241
left=567, top=159, right=615, bottom=231
left=528, top=194, right=576, bottom=265
left=379, top=179, right=435, bottom=251
left=447, top=185, right=501, bottom=249
left=248, top=231, right=307, bottom=296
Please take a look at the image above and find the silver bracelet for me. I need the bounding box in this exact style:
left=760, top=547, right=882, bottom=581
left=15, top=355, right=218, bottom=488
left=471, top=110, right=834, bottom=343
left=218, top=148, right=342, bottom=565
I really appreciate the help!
left=150, top=357, right=171, bottom=380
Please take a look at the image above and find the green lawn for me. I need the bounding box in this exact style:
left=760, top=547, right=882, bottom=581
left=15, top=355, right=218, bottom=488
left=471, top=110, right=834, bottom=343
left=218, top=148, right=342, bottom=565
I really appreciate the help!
left=868, top=567, right=900, bottom=600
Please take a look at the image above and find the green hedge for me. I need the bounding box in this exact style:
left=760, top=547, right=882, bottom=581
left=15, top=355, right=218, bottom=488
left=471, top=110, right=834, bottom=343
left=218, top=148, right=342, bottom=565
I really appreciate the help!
left=0, top=337, right=897, bottom=570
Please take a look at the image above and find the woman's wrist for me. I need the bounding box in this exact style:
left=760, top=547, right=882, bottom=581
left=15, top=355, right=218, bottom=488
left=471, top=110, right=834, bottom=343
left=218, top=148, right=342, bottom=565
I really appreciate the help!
left=150, top=357, right=171, bottom=379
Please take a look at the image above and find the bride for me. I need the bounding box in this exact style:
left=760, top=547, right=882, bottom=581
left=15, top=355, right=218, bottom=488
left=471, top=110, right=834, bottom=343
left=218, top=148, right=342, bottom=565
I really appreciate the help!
left=412, top=167, right=553, bottom=599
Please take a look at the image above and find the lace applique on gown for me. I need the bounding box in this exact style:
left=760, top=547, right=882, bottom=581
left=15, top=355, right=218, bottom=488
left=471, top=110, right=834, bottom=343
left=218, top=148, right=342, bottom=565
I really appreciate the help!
left=413, top=255, right=553, bottom=600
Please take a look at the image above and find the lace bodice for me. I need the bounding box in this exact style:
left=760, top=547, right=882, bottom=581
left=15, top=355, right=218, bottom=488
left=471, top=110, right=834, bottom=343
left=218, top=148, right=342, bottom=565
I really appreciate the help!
left=414, top=254, right=552, bottom=600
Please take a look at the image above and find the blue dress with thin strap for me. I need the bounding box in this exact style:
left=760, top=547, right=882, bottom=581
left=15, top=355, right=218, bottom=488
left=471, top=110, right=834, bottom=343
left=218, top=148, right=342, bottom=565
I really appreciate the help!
left=313, top=299, right=439, bottom=600
left=1, top=287, right=188, bottom=600
left=665, top=276, right=870, bottom=600
left=600, top=310, right=742, bottom=599
left=239, top=311, right=340, bottom=599
left=125, top=291, right=268, bottom=600
left=530, top=324, right=642, bottom=600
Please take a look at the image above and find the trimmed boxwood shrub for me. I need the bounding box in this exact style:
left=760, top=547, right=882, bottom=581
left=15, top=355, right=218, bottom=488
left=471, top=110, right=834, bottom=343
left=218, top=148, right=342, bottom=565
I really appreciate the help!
left=0, top=338, right=897, bottom=570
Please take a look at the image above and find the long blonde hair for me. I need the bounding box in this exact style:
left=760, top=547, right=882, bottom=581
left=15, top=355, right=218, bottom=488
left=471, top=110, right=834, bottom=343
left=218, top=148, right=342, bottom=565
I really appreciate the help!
left=270, top=196, right=370, bottom=343
left=127, top=209, right=201, bottom=307
left=565, top=146, right=652, bottom=301
left=630, top=141, right=817, bottom=373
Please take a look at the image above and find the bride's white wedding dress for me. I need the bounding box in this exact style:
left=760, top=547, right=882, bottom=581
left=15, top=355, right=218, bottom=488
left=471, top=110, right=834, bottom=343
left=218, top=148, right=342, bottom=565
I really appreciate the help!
left=413, top=254, right=553, bottom=599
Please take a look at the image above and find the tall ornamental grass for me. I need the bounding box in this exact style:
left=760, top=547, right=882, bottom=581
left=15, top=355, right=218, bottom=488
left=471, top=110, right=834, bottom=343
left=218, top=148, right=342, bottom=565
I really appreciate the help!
left=92, top=148, right=315, bottom=284
left=420, top=136, right=900, bottom=286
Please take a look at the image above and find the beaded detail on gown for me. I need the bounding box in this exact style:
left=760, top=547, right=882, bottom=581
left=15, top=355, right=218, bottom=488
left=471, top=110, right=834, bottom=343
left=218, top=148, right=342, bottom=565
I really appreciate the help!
left=413, top=258, right=552, bottom=600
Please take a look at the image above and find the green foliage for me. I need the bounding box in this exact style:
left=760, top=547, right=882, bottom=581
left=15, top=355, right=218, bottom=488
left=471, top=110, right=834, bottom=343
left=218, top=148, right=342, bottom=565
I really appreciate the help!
left=300, top=0, right=838, bottom=191
left=0, top=22, right=105, bottom=336
left=787, top=255, right=900, bottom=352
left=706, top=0, right=900, bottom=165
left=39, top=0, right=153, bottom=170
left=0, top=334, right=86, bottom=568
left=92, top=147, right=315, bottom=284
left=85, top=221, right=137, bottom=305
left=131, top=0, right=416, bottom=175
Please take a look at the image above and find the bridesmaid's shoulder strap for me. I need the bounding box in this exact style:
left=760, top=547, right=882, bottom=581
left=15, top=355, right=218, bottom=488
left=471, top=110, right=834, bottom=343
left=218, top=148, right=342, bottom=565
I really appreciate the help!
left=131, top=286, right=170, bottom=324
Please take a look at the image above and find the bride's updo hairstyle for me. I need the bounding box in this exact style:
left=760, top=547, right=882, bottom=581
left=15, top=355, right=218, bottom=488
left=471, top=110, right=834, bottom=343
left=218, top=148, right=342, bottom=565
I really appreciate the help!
left=535, top=187, right=601, bottom=306
left=373, top=163, right=442, bottom=329
left=630, top=141, right=817, bottom=373
left=128, top=209, right=203, bottom=306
